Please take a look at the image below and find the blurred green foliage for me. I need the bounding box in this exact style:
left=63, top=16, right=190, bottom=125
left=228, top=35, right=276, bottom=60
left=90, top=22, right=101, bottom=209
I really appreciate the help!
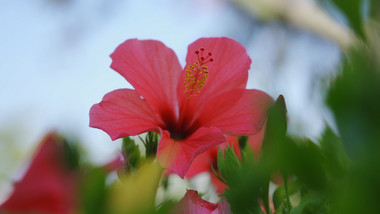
left=331, top=0, right=366, bottom=39
left=212, top=2, right=380, bottom=210
left=79, top=167, right=109, bottom=214
left=371, top=0, right=380, bottom=19
left=65, top=135, right=171, bottom=214
left=328, top=43, right=380, bottom=159
left=62, top=137, right=82, bottom=170
left=327, top=31, right=380, bottom=213
left=218, top=145, right=265, bottom=214
left=218, top=47, right=380, bottom=213
left=122, top=137, right=141, bottom=172
left=106, top=160, right=163, bottom=214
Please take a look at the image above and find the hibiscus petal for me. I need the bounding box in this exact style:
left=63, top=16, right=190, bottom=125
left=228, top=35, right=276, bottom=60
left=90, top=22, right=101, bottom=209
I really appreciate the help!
left=215, top=198, right=233, bottom=214
left=157, top=127, right=226, bottom=178
left=197, top=89, right=273, bottom=135
left=174, top=190, right=232, bottom=214
left=90, top=89, right=164, bottom=140
left=110, top=39, right=182, bottom=123
left=210, top=171, right=228, bottom=194
left=185, top=148, right=216, bottom=179
left=177, top=37, right=251, bottom=112
left=248, top=121, right=266, bottom=159
left=0, top=133, right=77, bottom=214
left=175, top=190, right=218, bottom=214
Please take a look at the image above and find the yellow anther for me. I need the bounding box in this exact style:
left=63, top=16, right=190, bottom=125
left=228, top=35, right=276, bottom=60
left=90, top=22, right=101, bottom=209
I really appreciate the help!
left=183, top=62, right=210, bottom=99
left=183, top=47, right=214, bottom=99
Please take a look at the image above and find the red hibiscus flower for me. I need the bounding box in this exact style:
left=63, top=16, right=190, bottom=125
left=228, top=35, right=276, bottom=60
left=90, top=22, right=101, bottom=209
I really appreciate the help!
left=0, top=133, right=78, bottom=214
left=90, top=37, right=273, bottom=178
left=174, top=189, right=232, bottom=214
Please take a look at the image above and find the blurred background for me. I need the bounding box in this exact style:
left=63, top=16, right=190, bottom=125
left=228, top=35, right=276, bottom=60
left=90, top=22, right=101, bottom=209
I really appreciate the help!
left=0, top=0, right=352, bottom=202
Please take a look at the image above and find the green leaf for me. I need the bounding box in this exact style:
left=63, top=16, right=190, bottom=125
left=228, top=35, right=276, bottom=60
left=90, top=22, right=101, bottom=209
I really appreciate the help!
left=217, top=145, right=241, bottom=185
left=273, top=181, right=299, bottom=210
left=218, top=145, right=264, bottom=214
left=220, top=144, right=277, bottom=214
left=319, top=127, right=350, bottom=177
left=262, top=95, right=287, bottom=148
left=260, top=95, right=288, bottom=173
left=289, top=192, right=328, bottom=214
left=291, top=139, right=328, bottom=191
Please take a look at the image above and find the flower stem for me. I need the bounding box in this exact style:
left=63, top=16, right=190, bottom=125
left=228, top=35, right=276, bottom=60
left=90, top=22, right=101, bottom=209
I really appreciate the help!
left=283, top=175, right=292, bottom=210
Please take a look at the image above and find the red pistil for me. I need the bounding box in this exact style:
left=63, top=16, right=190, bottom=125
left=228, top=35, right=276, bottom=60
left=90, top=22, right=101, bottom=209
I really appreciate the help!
left=195, top=47, right=213, bottom=65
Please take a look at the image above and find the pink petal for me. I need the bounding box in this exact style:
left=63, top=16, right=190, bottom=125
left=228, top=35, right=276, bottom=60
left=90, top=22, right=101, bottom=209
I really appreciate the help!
left=90, top=89, right=164, bottom=140
left=101, top=155, right=124, bottom=172
left=197, top=89, right=273, bottom=136
left=248, top=120, right=266, bottom=159
left=185, top=147, right=217, bottom=178
left=157, top=127, right=226, bottom=178
left=177, top=37, right=251, bottom=117
left=175, top=190, right=218, bottom=214
left=110, top=39, right=182, bottom=124
left=0, top=133, right=77, bottom=214
left=221, top=135, right=240, bottom=155
left=174, top=190, right=233, bottom=214
left=214, top=198, right=233, bottom=214
left=210, top=171, right=228, bottom=194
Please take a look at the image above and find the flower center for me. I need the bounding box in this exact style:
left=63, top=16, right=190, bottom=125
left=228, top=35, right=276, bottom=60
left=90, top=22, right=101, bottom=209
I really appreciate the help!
left=184, top=48, right=213, bottom=100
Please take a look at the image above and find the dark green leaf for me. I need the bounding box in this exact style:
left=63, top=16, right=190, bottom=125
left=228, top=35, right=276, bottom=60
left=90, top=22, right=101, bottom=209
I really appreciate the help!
left=238, top=135, right=248, bottom=150
left=260, top=95, right=288, bottom=173
left=319, top=127, right=350, bottom=177
left=291, top=139, right=328, bottom=191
